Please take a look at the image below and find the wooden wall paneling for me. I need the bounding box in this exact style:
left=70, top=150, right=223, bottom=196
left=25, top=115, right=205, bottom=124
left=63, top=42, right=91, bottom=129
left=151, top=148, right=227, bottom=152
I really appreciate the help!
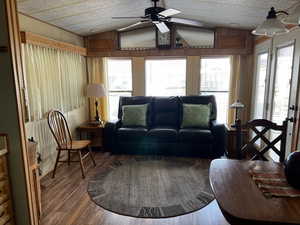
left=20, top=31, right=87, bottom=56
left=86, top=31, right=118, bottom=52
left=215, top=27, right=253, bottom=50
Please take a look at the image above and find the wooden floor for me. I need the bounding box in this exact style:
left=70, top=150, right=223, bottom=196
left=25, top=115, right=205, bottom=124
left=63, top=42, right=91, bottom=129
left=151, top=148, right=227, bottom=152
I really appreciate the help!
left=40, top=152, right=230, bottom=225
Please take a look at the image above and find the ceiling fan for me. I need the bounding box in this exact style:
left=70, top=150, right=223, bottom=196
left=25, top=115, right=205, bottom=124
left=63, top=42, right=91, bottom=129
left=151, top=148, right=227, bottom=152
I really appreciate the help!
left=112, top=0, right=204, bottom=33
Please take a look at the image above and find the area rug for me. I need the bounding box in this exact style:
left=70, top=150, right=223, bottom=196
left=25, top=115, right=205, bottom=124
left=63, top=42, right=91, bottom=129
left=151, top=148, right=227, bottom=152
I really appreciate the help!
left=87, top=156, right=214, bottom=218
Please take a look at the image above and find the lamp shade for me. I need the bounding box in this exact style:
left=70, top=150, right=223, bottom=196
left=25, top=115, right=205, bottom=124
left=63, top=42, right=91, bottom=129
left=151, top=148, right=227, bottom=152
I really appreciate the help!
left=230, top=100, right=245, bottom=109
left=252, top=7, right=289, bottom=37
left=282, top=4, right=300, bottom=25
left=252, top=18, right=289, bottom=37
left=86, top=84, right=106, bottom=97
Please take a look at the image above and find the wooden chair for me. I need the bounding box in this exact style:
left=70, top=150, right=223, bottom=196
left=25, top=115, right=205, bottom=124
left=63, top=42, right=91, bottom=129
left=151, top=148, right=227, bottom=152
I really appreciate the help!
left=236, top=119, right=288, bottom=162
left=47, top=110, right=96, bottom=178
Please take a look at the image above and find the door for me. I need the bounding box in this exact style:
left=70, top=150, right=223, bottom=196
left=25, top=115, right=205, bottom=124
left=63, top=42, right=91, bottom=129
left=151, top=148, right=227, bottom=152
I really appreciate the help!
left=268, top=42, right=297, bottom=157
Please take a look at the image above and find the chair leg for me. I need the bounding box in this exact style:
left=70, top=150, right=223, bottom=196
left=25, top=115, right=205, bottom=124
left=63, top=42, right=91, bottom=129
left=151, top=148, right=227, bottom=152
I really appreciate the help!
left=88, top=146, right=96, bottom=167
left=78, top=151, right=85, bottom=179
left=52, top=150, right=61, bottom=178
left=68, top=150, right=71, bottom=166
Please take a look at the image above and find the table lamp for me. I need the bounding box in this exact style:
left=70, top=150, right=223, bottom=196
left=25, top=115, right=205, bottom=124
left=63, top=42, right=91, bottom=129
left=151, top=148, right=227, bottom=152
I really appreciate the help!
left=230, top=100, right=245, bottom=127
left=87, top=84, right=106, bottom=125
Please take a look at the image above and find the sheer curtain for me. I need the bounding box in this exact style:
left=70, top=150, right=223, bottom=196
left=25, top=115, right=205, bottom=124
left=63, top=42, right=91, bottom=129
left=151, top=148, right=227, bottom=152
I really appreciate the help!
left=23, top=44, right=88, bottom=175
left=23, top=44, right=87, bottom=121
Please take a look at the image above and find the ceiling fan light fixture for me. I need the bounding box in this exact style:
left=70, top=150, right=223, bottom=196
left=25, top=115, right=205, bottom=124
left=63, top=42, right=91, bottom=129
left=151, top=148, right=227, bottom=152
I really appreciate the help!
left=282, top=4, right=300, bottom=25
left=252, top=7, right=289, bottom=37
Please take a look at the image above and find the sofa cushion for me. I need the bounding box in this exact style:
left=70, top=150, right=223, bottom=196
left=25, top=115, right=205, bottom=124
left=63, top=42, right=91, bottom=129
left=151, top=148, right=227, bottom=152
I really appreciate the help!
left=181, top=103, right=211, bottom=128
left=179, top=129, right=213, bottom=143
left=152, top=97, right=180, bottom=127
left=117, top=127, right=148, bottom=141
left=118, top=96, right=153, bottom=127
left=121, top=104, right=148, bottom=127
left=147, top=127, right=178, bottom=142
left=179, top=95, right=217, bottom=121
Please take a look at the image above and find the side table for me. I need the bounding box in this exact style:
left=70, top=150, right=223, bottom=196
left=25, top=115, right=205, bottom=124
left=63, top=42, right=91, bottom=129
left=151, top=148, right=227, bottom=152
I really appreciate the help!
left=225, top=124, right=248, bottom=158
left=77, top=123, right=104, bottom=150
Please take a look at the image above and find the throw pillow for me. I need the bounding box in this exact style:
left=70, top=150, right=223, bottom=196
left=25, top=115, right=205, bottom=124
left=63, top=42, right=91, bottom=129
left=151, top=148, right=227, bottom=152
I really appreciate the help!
left=181, top=103, right=211, bottom=128
left=122, top=104, right=148, bottom=127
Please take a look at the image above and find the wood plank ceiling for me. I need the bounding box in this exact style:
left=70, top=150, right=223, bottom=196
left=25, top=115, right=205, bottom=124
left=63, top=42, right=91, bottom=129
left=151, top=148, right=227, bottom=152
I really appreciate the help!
left=17, top=0, right=299, bottom=36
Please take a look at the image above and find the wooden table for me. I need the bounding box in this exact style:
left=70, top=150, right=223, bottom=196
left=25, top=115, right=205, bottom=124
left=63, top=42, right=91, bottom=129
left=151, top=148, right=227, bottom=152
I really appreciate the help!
left=77, top=123, right=104, bottom=149
left=210, top=159, right=300, bottom=225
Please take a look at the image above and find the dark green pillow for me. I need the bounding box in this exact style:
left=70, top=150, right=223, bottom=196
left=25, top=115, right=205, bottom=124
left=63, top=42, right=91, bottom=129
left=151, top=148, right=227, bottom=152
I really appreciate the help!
left=121, top=104, right=148, bottom=127
left=181, top=103, right=211, bottom=128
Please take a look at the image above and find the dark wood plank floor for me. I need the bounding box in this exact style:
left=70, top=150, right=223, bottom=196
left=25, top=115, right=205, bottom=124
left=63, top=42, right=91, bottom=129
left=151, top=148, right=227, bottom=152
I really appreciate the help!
left=40, top=152, right=230, bottom=225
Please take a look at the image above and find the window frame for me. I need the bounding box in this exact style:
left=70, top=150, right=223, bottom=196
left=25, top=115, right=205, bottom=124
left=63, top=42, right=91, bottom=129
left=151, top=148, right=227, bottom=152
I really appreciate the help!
left=199, top=56, right=232, bottom=124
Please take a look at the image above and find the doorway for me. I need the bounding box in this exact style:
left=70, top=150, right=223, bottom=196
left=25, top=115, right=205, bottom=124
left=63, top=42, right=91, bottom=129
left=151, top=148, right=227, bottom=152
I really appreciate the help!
left=253, top=36, right=300, bottom=158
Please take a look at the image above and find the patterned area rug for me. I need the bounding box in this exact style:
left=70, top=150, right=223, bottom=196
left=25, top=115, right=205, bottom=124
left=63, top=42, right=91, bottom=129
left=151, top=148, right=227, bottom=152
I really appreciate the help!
left=87, top=156, right=214, bottom=218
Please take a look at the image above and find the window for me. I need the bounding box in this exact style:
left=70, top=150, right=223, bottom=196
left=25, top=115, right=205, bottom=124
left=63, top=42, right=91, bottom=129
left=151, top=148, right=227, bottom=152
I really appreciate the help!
left=107, top=59, right=132, bottom=121
left=119, top=27, right=156, bottom=50
left=200, top=57, right=231, bottom=123
left=253, top=52, right=268, bottom=120
left=146, top=59, right=186, bottom=96
left=271, top=45, right=294, bottom=125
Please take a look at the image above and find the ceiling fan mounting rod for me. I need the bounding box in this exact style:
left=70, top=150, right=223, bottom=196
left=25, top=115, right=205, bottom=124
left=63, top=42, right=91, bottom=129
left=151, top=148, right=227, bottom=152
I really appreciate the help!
left=152, top=0, right=159, bottom=8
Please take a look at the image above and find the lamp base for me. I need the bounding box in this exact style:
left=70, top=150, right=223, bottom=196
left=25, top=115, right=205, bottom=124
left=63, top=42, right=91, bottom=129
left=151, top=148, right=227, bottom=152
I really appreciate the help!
left=88, top=120, right=104, bottom=127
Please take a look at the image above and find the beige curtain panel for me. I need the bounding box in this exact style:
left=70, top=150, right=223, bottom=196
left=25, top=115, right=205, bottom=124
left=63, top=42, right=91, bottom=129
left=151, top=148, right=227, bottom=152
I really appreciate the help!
left=23, top=44, right=87, bottom=121
left=87, top=57, right=109, bottom=122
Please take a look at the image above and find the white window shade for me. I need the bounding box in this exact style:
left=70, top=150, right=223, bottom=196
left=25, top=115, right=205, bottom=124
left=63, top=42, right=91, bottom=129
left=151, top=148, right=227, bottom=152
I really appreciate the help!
left=200, top=57, right=231, bottom=123
left=107, top=59, right=133, bottom=121
left=119, top=27, right=156, bottom=50
left=175, top=26, right=214, bottom=48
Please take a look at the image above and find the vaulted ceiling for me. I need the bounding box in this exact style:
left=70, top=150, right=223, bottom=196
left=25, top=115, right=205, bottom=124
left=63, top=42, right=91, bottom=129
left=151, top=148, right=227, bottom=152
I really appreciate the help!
left=17, top=0, right=299, bottom=36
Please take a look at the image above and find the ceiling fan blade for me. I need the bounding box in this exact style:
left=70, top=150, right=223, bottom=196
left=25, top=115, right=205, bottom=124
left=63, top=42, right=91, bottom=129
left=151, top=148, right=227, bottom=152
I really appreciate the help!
left=168, top=17, right=204, bottom=27
left=159, top=9, right=181, bottom=17
left=112, top=16, right=145, bottom=19
left=117, top=21, right=150, bottom=32
left=155, top=22, right=170, bottom=33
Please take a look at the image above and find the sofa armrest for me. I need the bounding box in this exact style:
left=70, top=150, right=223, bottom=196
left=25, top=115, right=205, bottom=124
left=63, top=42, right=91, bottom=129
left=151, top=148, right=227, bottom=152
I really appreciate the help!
left=103, top=120, right=121, bottom=152
left=211, top=120, right=227, bottom=157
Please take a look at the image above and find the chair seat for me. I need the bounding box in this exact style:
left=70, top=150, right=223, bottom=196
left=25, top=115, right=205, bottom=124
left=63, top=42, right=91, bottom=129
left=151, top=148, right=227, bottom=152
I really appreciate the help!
left=57, top=140, right=91, bottom=150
